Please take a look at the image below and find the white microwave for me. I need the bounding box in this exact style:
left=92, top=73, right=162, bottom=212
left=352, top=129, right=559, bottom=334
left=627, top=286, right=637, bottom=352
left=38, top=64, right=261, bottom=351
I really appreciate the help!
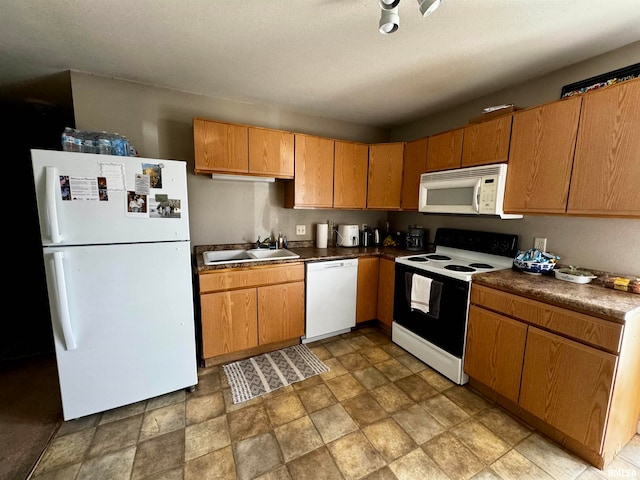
left=418, top=163, right=522, bottom=219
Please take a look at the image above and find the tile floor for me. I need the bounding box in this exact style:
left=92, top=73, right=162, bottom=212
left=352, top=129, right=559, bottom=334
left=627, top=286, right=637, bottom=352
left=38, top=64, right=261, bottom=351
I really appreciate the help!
left=30, top=327, right=640, bottom=480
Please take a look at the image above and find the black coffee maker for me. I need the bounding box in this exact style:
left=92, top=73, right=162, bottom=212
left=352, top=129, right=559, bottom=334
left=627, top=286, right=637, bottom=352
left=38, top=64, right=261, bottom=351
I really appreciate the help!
left=406, top=227, right=427, bottom=251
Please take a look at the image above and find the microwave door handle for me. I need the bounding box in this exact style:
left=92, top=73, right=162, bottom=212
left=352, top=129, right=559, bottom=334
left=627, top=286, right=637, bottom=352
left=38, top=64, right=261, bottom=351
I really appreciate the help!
left=472, top=181, right=481, bottom=213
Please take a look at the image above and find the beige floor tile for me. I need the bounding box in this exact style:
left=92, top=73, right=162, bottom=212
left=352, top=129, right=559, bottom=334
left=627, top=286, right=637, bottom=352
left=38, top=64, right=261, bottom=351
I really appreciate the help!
left=295, top=383, right=337, bottom=413
left=185, top=391, right=224, bottom=426
left=99, top=402, right=146, bottom=426
left=228, top=403, right=271, bottom=442
left=389, top=447, right=449, bottom=480
left=256, top=464, right=291, bottom=480
left=87, top=414, right=143, bottom=458
left=362, top=417, right=416, bottom=462
left=490, top=449, right=554, bottom=479
left=420, top=394, right=470, bottom=428
left=144, top=467, right=184, bottom=480
left=380, top=343, right=408, bottom=358
left=418, top=368, right=455, bottom=391
left=443, top=386, right=492, bottom=415
left=262, top=385, right=296, bottom=401
left=185, top=415, right=230, bottom=461
left=76, top=446, right=136, bottom=480
left=285, top=446, right=343, bottom=480
left=360, top=346, right=393, bottom=364
left=233, top=432, right=283, bottom=480
left=325, top=373, right=366, bottom=401
left=392, top=404, right=445, bottom=445
left=31, top=463, right=82, bottom=480
left=56, top=414, right=100, bottom=437
left=599, top=456, right=640, bottom=479
left=191, top=370, right=221, bottom=397
left=576, top=467, right=609, bottom=479
left=222, top=387, right=263, bottom=413
left=328, top=431, right=386, bottom=480
left=325, top=339, right=356, bottom=357
left=365, top=332, right=392, bottom=346
left=310, top=403, right=358, bottom=443
left=184, top=445, right=236, bottom=480
left=347, top=335, right=376, bottom=351
left=342, top=392, right=388, bottom=427
left=451, top=419, right=511, bottom=464
left=375, top=358, right=412, bottom=382
left=146, top=389, right=186, bottom=411
left=396, top=353, right=428, bottom=373
left=619, top=435, right=640, bottom=468
left=308, top=345, right=331, bottom=360
left=319, top=357, right=348, bottom=380
left=475, top=406, right=533, bottom=446
left=371, top=383, right=414, bottom=414
left=139, top=402, right=185, bottom=441
left=423, top=431, right=484, bottom=480
left=131, top=430, right=185, bottom=480
left=515, top=433, right=589, bottom=479
left=338, top=352, right=371, bottom=371
left=274, top=416, right=324, bottom=462
left=470, top=469, right=502, bottom=479
left=362, top=466, right=398, bottom=479
left=33, top=427, right=96, bottom=476
left=265, top=392, right=306, bottom=427
left=394, top=374, right=438, bottom=402
left=352, top=366, right=391, bottom=390
left=291, top=374, right=324, bottom=391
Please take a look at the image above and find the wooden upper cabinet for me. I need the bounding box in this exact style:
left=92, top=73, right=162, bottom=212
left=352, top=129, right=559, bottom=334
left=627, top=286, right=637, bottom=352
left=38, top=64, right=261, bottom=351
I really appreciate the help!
left=567, top=78, right=640, bottom=217
left=334, top=140, right=368, bottom=209
left=462, top=116, right=512, bottom=167
left=193, top=119, right=248, bottom=174
left=401, top=138, right=427, bottom=210
left=367, top=143, right=404, bottom=210
left=426, top=127, right=463, bottom=172
left=248, top=127, right=294, bottom=178
left=286, top=134, right=334, bottom=208
left=503, top=97, right=582, bottom=214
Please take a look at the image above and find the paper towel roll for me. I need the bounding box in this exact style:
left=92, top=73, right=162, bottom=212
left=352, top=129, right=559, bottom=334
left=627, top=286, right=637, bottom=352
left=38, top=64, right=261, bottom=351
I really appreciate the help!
left=316, top=223, right=328, bottom=248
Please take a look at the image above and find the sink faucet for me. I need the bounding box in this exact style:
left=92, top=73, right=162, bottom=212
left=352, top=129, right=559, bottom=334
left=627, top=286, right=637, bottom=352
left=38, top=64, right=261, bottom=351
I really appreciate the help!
left=255, top=235, right=272, bottom=249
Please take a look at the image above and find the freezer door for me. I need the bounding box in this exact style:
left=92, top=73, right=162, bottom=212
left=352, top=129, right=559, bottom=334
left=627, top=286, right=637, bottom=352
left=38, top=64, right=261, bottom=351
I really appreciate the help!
left=43, top=241, right=197, bottom=420
left=31, top=149, right=190, bottom=246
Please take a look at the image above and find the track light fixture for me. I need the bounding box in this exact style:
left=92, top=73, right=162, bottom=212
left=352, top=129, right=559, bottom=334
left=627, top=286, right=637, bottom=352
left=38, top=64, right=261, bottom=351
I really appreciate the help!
left=378, top=0, right=441, bottom=34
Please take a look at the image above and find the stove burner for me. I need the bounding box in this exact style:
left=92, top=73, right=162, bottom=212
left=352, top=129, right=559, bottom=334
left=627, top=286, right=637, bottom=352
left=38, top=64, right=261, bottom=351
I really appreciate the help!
left=469, top=263, right=494, bottom=269
left=444, top=265, right=476, bottom=272
left=425, top=254, right=451, bottom=261
left=407, top=257, right=428, bottom=262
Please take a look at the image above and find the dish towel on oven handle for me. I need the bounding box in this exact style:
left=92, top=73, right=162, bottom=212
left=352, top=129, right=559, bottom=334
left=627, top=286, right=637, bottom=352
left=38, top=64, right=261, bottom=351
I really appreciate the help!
left=405, top=273, right=442, bottom=318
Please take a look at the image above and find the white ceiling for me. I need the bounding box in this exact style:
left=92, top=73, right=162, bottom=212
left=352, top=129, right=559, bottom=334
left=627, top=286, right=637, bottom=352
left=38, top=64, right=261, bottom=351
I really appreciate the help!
left=1, top=0, right=639, bottom=128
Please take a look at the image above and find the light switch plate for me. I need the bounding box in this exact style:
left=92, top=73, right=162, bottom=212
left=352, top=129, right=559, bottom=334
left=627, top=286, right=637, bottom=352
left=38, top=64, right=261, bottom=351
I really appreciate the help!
left=296, top=225, right=306, bottom=235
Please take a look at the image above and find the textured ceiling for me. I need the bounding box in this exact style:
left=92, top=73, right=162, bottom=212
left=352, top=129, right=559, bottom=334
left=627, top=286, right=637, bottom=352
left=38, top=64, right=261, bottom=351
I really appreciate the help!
left=1, top=0, right=639, bottom=128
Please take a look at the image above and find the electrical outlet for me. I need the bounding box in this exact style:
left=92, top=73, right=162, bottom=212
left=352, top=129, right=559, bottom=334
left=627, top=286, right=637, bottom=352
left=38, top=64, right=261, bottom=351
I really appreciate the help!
left=534, top=237, right=547, bottom=251
left=296, top=225, right=306, bottom=235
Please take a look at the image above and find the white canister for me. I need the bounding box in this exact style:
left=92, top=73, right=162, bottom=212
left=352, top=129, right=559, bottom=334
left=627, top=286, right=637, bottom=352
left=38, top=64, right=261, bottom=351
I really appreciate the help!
left=316, top=223, right=328, bottom=248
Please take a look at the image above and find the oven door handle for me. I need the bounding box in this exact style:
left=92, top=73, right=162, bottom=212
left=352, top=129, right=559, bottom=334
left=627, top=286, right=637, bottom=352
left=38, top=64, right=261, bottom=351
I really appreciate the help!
left=472, top=180, right=481, bottom=213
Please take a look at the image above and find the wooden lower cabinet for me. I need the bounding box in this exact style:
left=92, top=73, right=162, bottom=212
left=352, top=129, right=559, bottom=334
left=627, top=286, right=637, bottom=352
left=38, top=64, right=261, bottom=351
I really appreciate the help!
left=465, top=284, right=640, bottom=469
left=258, top=282, right=305, bottom=344
left=376, top=258, right=395, bottom=328
left=356, top=257, right=379, bottom=324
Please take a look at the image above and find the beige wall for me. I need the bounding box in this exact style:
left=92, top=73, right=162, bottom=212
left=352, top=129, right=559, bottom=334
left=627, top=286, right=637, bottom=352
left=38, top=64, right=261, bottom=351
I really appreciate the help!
left=70, top=72, right=389, bottom=246
left=388, top=42, right=640, bottom=275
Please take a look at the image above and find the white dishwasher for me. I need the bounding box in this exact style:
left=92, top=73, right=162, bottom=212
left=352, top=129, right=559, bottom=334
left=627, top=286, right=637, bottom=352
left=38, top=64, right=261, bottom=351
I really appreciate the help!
left=303, top=258, right=358, bottom=343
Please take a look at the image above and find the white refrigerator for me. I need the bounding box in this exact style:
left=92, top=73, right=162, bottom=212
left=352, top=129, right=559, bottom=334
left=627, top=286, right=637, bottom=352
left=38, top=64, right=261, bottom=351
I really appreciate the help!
left=31, top=149, right=198, bottom=420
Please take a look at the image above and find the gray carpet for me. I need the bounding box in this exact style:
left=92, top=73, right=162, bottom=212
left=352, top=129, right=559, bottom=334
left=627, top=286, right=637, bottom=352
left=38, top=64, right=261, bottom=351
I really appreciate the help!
left=0, top=354, right=62, bottom=480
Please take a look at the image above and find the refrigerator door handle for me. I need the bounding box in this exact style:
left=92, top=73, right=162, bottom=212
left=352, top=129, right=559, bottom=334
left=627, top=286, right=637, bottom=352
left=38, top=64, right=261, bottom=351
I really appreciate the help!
left=52, top=251, right=77, bottom=350
left=45, top=166, right=63, bottom=244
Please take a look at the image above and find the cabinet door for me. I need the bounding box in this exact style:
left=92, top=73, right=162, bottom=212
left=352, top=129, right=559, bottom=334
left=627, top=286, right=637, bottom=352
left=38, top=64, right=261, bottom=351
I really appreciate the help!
left=426, top=128, right=463, bottom=172
left=519, top=327, right=617, bottom=453
left=258, top=282, right=305, bottom=344
left=334, top=141, right=368, bottom=209
left=356, top=257, right=379, bottom=324
left=200, top=289, right=257, bottom=358
left=503, top=97, right=582, bottom=214
left=292, top=134, right=335, bottom=208
left=401, top=138, right=427, bottom=210
left=249, top=127, right=295, bottom=178
left=193, top=119, right=248, bottom=174
left=462, top=116, right=512, bottom=167
left=367, top=143, right=404, bottom=210
left=376, top=258, right=395, bottom=328
left=567, top=79, right=640, bottom=217
left=464, top=306, right=527, bottom=403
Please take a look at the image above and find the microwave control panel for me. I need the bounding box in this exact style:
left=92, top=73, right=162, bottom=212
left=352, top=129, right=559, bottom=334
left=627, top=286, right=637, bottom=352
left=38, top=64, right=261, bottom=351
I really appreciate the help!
left=478, top=176, right=498, bottom=213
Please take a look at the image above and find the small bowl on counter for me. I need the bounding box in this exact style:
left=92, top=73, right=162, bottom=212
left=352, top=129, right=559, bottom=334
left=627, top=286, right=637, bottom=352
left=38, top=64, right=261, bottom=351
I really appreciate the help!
left=554, top=267, right=597, bottom=284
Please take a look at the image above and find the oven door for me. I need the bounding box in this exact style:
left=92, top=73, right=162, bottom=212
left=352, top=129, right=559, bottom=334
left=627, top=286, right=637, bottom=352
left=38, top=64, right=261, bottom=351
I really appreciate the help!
left=393, top=263, right=470, bottom=358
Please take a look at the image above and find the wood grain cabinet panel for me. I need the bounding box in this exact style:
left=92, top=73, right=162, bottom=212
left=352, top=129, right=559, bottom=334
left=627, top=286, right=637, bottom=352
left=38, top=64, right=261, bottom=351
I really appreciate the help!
left=568, top=78, right=640, bottom=217
left=503, top=97, right=582, bottom=214
left=401, top=138, right=427, bottom=210
left=426, top=128, right=463, bottom=172
left=285, top=134, right=334, bottom=208
left=193, top=119, right=248, bottom=174
left=464, top=305, right=527, bottom=403
left=249, top=127, right=294, bottom=178
left=334, top=140, right=368, bottom=209
left=376, top=258, right=395, bottom=328
left=356, top=257, right=379, bottom=324
left=520, top=327, right=617, bottom=453
left=367, top=143, right=404, bottom=210
left=258, top=282, right=305, bottom=344
left=462, top=116, right=512, bottom=167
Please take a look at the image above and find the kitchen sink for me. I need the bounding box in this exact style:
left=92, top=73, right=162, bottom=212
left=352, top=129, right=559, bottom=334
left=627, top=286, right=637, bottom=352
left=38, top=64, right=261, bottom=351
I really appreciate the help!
left=202, top=248, right=300, bottom=266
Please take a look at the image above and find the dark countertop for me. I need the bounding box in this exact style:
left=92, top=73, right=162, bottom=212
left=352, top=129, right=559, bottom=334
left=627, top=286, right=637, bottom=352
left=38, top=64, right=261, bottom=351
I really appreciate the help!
left=472, top=269, right=640, bottom=323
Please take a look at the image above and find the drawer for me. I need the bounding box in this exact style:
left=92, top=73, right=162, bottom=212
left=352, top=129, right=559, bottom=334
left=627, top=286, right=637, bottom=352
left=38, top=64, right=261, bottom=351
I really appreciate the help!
left=471, top=284, right=623, bottom=353
left=199, top=263, right=304, bottom=293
